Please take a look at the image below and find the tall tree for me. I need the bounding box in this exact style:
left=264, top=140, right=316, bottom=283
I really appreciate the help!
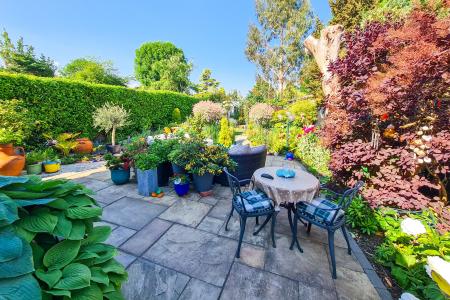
left=0, top=31, right=55, bottom=77
left=134, top=41, right=192, bottom=92
left=328, top=0, right=375, bottom=30
left=245, top=0, right=313, bottom=100
left=61, top=58, right=127, bottom=86
left=197, top=69, right=220, bottom=93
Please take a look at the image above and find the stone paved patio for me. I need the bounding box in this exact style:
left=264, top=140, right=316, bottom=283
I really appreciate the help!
left=44, top=156, right=384, bottom=300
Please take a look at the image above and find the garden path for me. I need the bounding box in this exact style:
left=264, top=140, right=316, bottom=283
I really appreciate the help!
left=43, top=156, right=387, bottom=300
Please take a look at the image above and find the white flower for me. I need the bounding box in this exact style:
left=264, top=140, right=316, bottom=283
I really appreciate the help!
left=205, top=138, right=213, bottom=146
left=146, top=136, right=154, bottom=145
left=399, top=292, right=420, bottom=300
left=421, top=126, right=430, bottom=131
left=417, top=158, right=424, bottom=164
left=425, top=256, right=450, bottom=296
left=417, top=130, right=423, bottom=135
left=422, top=135, right=432, bottom=142
left=400, top=218, right=426, bottom=236
left=424, top=157, right=432, bottom=164
left=184, top=133, right=190, bottom=139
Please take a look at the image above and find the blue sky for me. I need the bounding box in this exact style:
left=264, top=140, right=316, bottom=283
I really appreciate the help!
left=0, top=1, right=331, bottom=94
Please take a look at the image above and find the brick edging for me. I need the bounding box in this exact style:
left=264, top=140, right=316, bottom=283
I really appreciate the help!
left=348, top=234, right=393, bottom=300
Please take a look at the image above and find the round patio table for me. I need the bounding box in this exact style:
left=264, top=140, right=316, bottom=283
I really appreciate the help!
left=252, top=166, right=320, bottom=235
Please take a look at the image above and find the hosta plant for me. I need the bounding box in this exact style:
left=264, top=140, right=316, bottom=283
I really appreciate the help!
left=0, top=176, right=127, bottom=300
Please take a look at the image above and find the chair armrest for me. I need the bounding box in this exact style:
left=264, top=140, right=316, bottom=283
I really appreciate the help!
left=319, top=187, right=344, bottom=200
left=239, top=179, right=252, bottom=185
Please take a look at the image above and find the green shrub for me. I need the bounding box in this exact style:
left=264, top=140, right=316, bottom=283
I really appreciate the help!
left=218, top=117, right=234, bottom=147
left=25, top=150, right=46, bottom=165
left=148, top=139, right=178, bottom=163
left=0, top=176, right=127, bottom=299
left=0, top=72, right=197, bottom=146
left=172, top=108, right=182, bottom=123
left=0, top=99, right=30, bottom=144
left=345, top=195, right=379, bottom=235
left=288, top=99, right=317, bottom=127
left=295, top=133, right=331, bottom=177
left=134, top=152, right=161, bottom=170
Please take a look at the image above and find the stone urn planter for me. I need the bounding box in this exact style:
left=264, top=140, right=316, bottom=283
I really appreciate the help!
left=110, top=168, right=130, bottom=185
left=171, top=163, right=186, bottom=175
left=0, top=146, right=25, bottom=176
left=192, top=172, right=214, bottom=194
left=0, top=143, right=15, bottom=156
left=136, top=168, right=158, bottom=196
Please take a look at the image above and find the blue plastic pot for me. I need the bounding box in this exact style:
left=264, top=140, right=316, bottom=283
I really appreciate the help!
left=110, top=168, right=130, bottom=185
left=171, top=163, right=186, bottom=174
left=192, top=172, right=214, bottom=193
left=136, top=168, right=158, bottom=196
left=174, top=182, right=190, bottom=197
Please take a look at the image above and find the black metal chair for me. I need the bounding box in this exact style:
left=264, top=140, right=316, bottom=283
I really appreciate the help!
left=223, top=167, right=277, bottom=258
left=290, top=181, right=364, bottom=279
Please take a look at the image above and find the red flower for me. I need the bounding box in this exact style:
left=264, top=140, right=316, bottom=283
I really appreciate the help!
left=380, top=113, right=389, bottom=121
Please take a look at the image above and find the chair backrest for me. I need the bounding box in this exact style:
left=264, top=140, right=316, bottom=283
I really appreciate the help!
left=338, top=181, right=365, bottom=211
left=223, top=167, right=242, bottom=198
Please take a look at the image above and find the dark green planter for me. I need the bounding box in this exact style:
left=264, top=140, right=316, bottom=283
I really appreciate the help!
left=26, top=163, right=42, bottom=175
left=192, top=172, right=214, bottom=193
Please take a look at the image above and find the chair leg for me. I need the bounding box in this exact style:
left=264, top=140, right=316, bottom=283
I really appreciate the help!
left=225, top=206, right=234, bottom=231
left=341, top=225, right=352, bottom=255
left=271, top=211, right=277, bottom=248
left=289, top=214, right=303, bottom=252
left=256, top=216, right=259, bottom=225
left=253, top=215, right=271, bottom=236
left=236, top=216, right=247, bottom=258
left=307, top=222, right=312, bottom=234
left=328, top=230, right=337, bottom=279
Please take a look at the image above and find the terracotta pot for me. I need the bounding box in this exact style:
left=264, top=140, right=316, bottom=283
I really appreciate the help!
left=0, top=143, right=14, bottom=156
left=0, top=148, right=25, bottom=176
left=75, top=138, right=93, bottom=154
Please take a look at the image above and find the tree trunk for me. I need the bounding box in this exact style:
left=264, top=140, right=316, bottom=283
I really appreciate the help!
left=111, top=127, right=116, bottom=146
left=303, top=25, right=344, bottom=98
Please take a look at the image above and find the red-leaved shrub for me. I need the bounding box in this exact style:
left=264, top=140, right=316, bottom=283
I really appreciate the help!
left=323, top=9, right=450, bottom=231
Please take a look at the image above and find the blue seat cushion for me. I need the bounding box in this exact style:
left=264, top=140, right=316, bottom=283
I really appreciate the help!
left=235, top=190, right=273, bottom=213
left=297, top=198, right=344, bottom=224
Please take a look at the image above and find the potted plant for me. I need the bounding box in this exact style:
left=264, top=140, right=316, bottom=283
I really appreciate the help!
left=185, top=142, right=236, bottom=195
left=42, top=148, right=61, bottom=173
left=0, top=128, right=26, bottom=176
left=93, top=102, right=129, bottom=154
left=75, top=135, right=94, bottom=154
left=134, top=152, right=161, bottom=196
left=104, top=153, right=131, bottom=185
left=25, top=150, right=45, bottom=175
left=45, top=133, right=79, bottom=157
left=148, top=138, right=177, bottom=186
left=170, top=174, right=190, bottom=197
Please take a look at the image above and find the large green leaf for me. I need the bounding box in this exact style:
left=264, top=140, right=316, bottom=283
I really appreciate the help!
left=104, top=290, right=125, bottom=300
left=52, top=182, right=83, bottom=197
left=25, top=179, right=67, bottom=192
left=395, top=253, right=416, bottom=268
left=14, top=198, right=56, bottom=207
left=94, top=247, right=117, bottom=265
left=43, top=289, right=71, bottom=297
left=90, top=267, right=109, bottom=285
left=71, top=283, right=103, bottom=300
left=0, top=196, right=18, bottom=226
left=82, top=226, right=111, bottom=246
left=65, top=195, right=95, bottom=207
left=66, top=207, right=102, bottom=219
left=43, top=240, right=81, bottom=270
left=108, top=272, right=128, bottom=285
left=46, top=198, right=69, bottom=210
left=53, top=212, right=73, bottom=238
left=17, top=207, right=58, bottom=233
left=0, top=176, right=29, bottom=188
left=0, top=237, right=34, bottom=278
left=14, top=225, right=36, bottom=243
left=69, top=220, right=86, bottom=240
left=2, top=190, right=53, bottom=199
left=35, top=269, right=62, bottom=289
left=31, top=242, right=45, bottom=270
left=53, top=263, right=91, bottom=290
left=0, top=226, right=22, bottom=263
left=0, top=273, right=41, bottom=300
left=100, top=259, right=126, bottom=275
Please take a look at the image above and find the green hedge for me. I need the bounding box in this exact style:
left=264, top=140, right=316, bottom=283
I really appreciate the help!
left=0, top=72, right=197, bottom=145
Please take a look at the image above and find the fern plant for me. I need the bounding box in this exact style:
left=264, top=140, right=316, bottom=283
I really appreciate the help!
left=0, top=176, right=127, bottom=299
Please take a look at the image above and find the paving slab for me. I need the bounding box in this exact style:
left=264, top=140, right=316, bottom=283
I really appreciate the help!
left=102, top=197, right=167, bottom=230
left=218, top=215, right=270, bottom=248
left=264, top=234, right=335, bottom=292
left=329, top=245, right=364, bottom=273
left=212, top=185, right=232, bottom=199
left=179, top=279, right=221, bottom=300
left=144, top=224, right=237, bottom=287
left=159, top=199, right=211, bottom=227
left=198, top=195, right=219, bottom=206
left=197, top=216, right=224, bottom=234
left=235, top=243, right=266, bottom=269
left=298, top=284, right=338, bottom=300
left=145, top=195, right=179, bottom=206
left=122, top=259, right=190, bottom=300
left=115, top=250, right=137, bottom=268
left=85, top=170, right=111, bottom=181
left=207, top=199, right=232, bottom=220
left=92, top=185, right=130, bottom=204
left=106, top=226, right=136, bottom=247
left=72, top=178, right=112, bottom=192
left=120, top=218, right=173, bottom=256
left=334, top=267, right=380, bottom=300
left=220, top=262, right=299, bottom=299
left=94, top=221, right=118, bottom=231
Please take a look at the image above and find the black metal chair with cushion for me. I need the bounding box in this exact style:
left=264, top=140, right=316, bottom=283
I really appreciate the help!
left=290, top=181, right=364, bottom=279
left=223, top=167, right=277, bottom=258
